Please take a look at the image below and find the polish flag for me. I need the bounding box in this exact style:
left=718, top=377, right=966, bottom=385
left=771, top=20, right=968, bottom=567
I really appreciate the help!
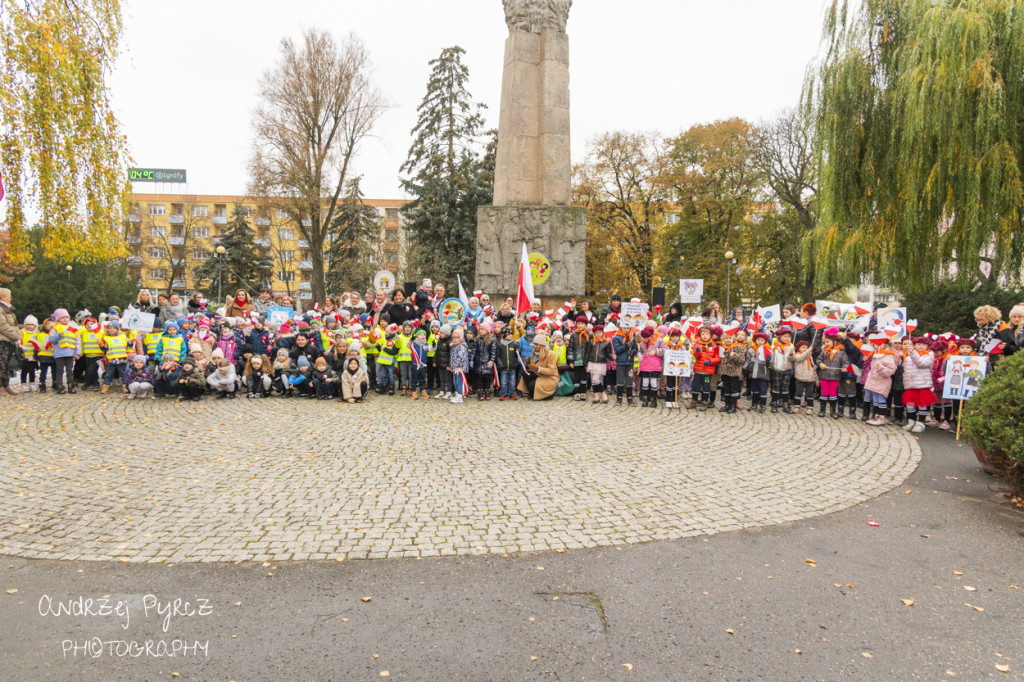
left=747, top=312, right=762, bottom=332
left=905, top=319, right=918, bottom=335
left=515, top=242, right=535, bottom=315
left=853, top=302, right=872, bottom=315
left=984, top=339, right=1005, bottom=355
left=810, top=316, right=829, bottom=330
left=722, top=320, right=741, bottom=335
left=785, top=317, right=809, bottom=330
left=883, top=322, right=903, bottom=338
left=868, top=332, right=889, bottom=346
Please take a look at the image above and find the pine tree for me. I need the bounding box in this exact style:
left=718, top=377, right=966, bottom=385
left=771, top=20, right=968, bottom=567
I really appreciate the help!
left=194, top=205, right=271, bottom=301
left=325, top=178, right=382, bottom=296
left=400, top=46, right=492, bottom=284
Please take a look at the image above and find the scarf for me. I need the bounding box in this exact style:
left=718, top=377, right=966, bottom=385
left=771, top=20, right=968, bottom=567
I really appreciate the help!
left=976, top=320, right=999, bottom=351
left=754, top=344, right=769, bottom=362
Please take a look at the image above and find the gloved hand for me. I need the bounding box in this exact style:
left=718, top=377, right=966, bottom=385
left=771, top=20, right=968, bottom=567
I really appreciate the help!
left=703, top=360, right=711, bottom=366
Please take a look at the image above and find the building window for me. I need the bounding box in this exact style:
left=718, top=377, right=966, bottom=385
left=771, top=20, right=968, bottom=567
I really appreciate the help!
left=148, top=204, right=166, bottom=216
left=386, top=209, right=399, bottom=221
left=150, top=226, right=166, bottom=238
left=279, top=229, right=294, bottom=241
left=278, top=271, right=294, bottom=282
left=171, top=226, right=183, bottom=237
left=193, top=226, right=209, bottom=239
left=280, top=250, right=295, bottom=262
left=193, top=249, right=210, bottom=260
left=150, top=269, right=167, bottom=280
left=665, top=213, right=680, bottom=224
left=171, top=203, right=183, bottom=215
left=192, top=205, right=209, bottom=217
left=277, top=209, right=289, bottom=219
left=301, top=271, right=312, bottom=282
left=150, top=247, right=167, bottom=259
left=385, top=228, right=398, bottom=242
left=236, top=206, right=252, bottom=217
left=214, top=205, right=227, bottom=218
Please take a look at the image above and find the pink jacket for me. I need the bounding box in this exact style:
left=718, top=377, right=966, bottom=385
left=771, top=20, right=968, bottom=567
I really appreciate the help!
left=902, top=349, right=935, bottom=390
left=637, top=337, right=665, bottom=373
left=863, top=351, right=899, bottom=397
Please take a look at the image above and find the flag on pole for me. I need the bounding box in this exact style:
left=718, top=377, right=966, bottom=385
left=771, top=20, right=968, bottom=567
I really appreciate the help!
left=457, top=275, right=469, bottom=307
left=784, top=316, right=809, bottom=330
left=515, top=242, right=535, bottom=315
left=755, top=304, right=781, bottom=325
left=810, top=315, right=829, bottom=330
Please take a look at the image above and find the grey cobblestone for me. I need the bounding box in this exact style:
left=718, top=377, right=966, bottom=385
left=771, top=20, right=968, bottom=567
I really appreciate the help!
left=0, top=392, right=920, bottom=562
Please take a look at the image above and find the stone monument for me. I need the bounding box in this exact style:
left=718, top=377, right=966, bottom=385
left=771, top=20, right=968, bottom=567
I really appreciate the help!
left=475, top=0, right=586, bottom=299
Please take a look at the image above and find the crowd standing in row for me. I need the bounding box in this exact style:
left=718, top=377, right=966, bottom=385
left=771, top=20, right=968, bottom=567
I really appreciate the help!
left=1, top=284, right=1021, bottom=435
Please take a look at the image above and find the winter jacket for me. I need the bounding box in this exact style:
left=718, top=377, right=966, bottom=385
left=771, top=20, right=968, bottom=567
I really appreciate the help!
left=692, top=341, right=721, bottom=375
left=637, top=337, right=665, bottom=373
left=275, top=333, right=296, bottom=352
left=245, top=370, right=272, bottom=393
left=207, top=365, right=238, bottom=390
left=566, top=330, right=592, bottom=367
left=289, top=343, right=322, bottom=365
left=153, top=363, right=181, bottom=385
left=863, top=351, right=899, bottom=397
left=248, top=329, right=274, bottom=357
left=517, top=335, right=534, bottom=362
left=341, top=367, right=368, bottom=399
left=434, top=337, right=451, bottom=369
left=746, top=345, right=771, bottom=380
left=770, top=342, right=795, bottom=372
left=815, top=347, right=849, bottom=382
left=474, top=337, right=497, bottom=373
left=494, top=340, right=519, bottom=371
left=793, top=347, right=817, bottom=384
left=612, top=332, right=637, bottom=366
left=312, top=368, right=338, bottom=386
left=123, top=364, right=154, bottom=387
left=719, top=343, right=747, bottom=378
left=0, top=301, right=18, bottom=344
left=449, top=341, right=469, bottom=372
left=902, top=348, right=935, bottom=390
left=588, top=339, right=614, bottom=364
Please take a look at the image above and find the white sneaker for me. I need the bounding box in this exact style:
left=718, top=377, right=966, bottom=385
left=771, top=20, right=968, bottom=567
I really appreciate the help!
left=911, top=422, right=925, bottom=433
left=903, top=420, right=915, bottom=431
left=450, top=395, right=462, bottom=404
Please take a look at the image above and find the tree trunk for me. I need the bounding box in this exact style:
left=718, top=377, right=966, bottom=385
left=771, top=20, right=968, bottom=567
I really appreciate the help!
left=311, top=244, right=326, bottom=310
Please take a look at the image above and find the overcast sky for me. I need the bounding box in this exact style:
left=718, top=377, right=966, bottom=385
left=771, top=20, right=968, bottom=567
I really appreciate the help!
left=110, top=0, right=831, bottom=200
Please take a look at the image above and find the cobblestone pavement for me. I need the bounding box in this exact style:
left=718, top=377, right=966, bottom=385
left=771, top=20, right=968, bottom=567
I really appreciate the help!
left=0, top=392, right=920, bottom=563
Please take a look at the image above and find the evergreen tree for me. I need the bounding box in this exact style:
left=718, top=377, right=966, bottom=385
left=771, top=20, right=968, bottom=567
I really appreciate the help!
left=194, top=205, right=271, bottom=300
left=400, top=46, right=492, bottom=284
left=808, top=0, right=1024, bottom=292
left=325, top=178, right=382, bottom=296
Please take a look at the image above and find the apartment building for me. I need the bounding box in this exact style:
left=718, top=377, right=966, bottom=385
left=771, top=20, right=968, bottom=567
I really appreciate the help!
left=124, top=194, right=408, bottom=302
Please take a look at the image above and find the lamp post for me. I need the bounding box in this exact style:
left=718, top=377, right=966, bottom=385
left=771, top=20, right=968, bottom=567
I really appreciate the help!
left=215, top=246, right=226, bottom=303
left=65, top=264, right=72, bottom=281
left=724, top=251, right=737, bottom=314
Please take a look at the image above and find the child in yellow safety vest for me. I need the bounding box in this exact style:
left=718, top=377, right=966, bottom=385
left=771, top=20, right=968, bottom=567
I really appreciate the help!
left=48, top=308, right=79, bottom=394
left=34, top=317, right=55, bottom=392
left=99, top=319, right=130, bottom=394
left=396, top=321, right=414, bottom=396
left=77, top=316, right=105, bottom=389
left=18, top=315, right=42, bottom=392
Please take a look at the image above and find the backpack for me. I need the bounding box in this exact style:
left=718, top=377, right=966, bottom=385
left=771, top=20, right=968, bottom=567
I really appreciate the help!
left=556, top=372, right=574, bottom=396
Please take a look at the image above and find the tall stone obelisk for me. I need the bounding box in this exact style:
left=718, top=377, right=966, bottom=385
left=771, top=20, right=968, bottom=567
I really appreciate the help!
left=475, top=0, right=586, bottom=298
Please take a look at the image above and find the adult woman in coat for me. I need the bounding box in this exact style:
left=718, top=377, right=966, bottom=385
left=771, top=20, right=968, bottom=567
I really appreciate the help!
left=223, top=289, right=254, bottom=320
left=519, top=334, right=559, bottom=400
left=0, top=288, right=21, bottom=396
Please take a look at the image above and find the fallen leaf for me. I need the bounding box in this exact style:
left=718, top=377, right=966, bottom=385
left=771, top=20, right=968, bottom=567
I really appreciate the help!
left=862, top=652, right=874, bottom=658
left=945, top=670, right=956, bottom=676
left=380, top=672, right=390, bottom=678
left=622, top=663, right=633, bottom=670
left=234, top=602, right=241, bottom=606
left=795, top=649, right=802, bottom=655
left=5, top=589, right=17, bottom=594
left=995, top=664, right=1009, bottom=673
left=361, top=597, right=372, bottom=602
left=341, top=618, right=349, bottom=622
left=530, top=656, right=538, bottom=662
left=964, top=586, right=977, bottom=592
left=171, top=674, right=180, bottom=679
left=965, top=604, right=984, bottom=612
left=726, top=629, right=734, bottom=635
left=536, top=566, right=544, bottom=571
left=822, top=637, right=831, bottom=642
left=833, top=583, right=843, bottom=588
left=372, top=654, right=379, bottom=660
left=528, top=617, right=535, bottom=622
left=901, top=598, right=915, bottom=607
left=953, top=570, right=963, bottom=576
left=805, top=559, right=816, bottom=565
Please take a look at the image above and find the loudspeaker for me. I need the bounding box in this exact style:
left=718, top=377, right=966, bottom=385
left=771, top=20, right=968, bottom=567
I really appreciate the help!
left=404, top=282, right=416, bottom=298
left=651, top=287, right=666, bottom=308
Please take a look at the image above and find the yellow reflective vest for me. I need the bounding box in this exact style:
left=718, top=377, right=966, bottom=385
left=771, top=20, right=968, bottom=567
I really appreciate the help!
left=79, top=329, right=104, bottom=357
left=103, top=333, right=129, bottom=361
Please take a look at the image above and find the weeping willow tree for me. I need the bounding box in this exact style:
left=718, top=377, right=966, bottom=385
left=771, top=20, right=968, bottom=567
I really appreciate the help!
left=1, top=0, right=132, bottom=264
left=806, top=0, right=1024, bottom=292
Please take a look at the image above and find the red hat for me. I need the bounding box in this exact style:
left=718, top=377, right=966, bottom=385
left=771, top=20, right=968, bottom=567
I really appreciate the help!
left=912, top=336, right=929, bottom=345
left=640, top=327, right=654, bottom=339
left=930, top=340, right=947, bottom=352
left=795, top=339, right=811, bottom=350
left=957, top=338, right=976, bottom=349
left=575, top=315, right=587, bottom=324
left=845, top=332, right=861, bottom=341
left=709, top=325, right=723, bottom=337
left=753, top=331, right=770, bottom=343
left=669, top=327, right=682, bottom=337
left=774, top=327, right=793, bottom=337
left=593, top=324, right=604, bottom=333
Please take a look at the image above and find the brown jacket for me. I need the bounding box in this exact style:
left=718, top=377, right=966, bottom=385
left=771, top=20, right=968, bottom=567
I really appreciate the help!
left=223, top=296, right=254, bottom=319
left=518, top=345, right=559, bottom=399
left=0, top=301, right=19, bottom=344
left=719, top=343, right=747, bottom=378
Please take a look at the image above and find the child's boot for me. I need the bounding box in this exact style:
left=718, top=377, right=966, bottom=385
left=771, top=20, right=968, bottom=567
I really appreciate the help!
left=861, top=402, right=871, bottom=421
left=818, top=401, right=826, bottom=417
left=626, top=387, right=636, bottom=406
left=100, top=384, right=109, bottom=394
left=770, top=395, right=779, bottom=414
left=849, top=397, right=860, bottom=420
left=615, top=386, right=623, bottom=405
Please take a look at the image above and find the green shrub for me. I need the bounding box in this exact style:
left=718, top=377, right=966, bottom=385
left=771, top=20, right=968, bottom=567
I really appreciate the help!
left=901, top=282, right=1024, bottom=338
left=962, top=351, right=1024, bottom=495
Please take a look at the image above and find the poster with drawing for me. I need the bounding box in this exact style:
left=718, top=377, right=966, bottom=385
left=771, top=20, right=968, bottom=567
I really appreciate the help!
left=620, top=302, right=649, bottom=329
left=663, top=349, right=693, bottom=377
left=942, top=355, right=988, bottom=400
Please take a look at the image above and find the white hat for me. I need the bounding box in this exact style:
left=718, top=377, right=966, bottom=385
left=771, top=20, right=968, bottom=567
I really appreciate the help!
left=23, top=315, right=38, bottom=326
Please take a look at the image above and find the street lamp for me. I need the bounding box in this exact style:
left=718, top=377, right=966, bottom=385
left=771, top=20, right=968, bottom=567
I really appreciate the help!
left=65, top=264, right=72, bottom=281
left=215, top=245, right=227, bottom=303
left=724, top=251, right=738, bottom=314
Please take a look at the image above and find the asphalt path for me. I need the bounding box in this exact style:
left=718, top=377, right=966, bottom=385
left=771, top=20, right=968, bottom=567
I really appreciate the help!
left=3, top=431, right=1022, bottom=681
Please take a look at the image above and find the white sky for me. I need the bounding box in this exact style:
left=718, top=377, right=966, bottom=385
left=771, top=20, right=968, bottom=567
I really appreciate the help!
left=110, top=0, right=831, bottom=200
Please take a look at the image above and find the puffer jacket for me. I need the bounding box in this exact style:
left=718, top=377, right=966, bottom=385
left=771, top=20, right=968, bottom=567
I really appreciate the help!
left=863, top=351, right=899, bottom=396
left=0, top=301, right=19, bottom=344
left=566, top=330, right=593, bottom=368
left=474, top=337, right=497, bottom=373
left=637, top=336, right=665, bottom=373
left=746, top=345, right=771, bottom=380
left=588, top=338, right=614, bottom=364
left=902, top=348, right=935, bottom=390
left=494, top=340, right=519, bottom=371
left=815, top=347, right=848, bottom=382
left=793, top=347, right=817, bottom=383
left=612, top=331, right=637, bottom=366
left=692, top=341, right=721, bottom=375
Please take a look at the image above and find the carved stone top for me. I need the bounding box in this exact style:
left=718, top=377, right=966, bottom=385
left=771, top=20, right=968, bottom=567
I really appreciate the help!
left=502, top=0, right=572, bottom=34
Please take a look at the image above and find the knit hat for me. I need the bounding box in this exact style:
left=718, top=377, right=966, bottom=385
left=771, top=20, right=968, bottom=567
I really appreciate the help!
left=75, top=309, right=91, bottom=323
left=211, top=348, right=225, bottom=360
left=414, top=329, right=427, bottom=338
left=533, top=333, right=549, bottom=347
left=104, top=319, right=119, bottom=329
left=657, top=324, right=669, bottom=335
left=611, top=294, right=622, bottom=302
left=52, top=308, right=70, bottom=321
left=709, top=325, right=723, bottom=338
left=480, top=321, right=493, bottom=333
left=23, top=315, right=38, bottom=326
left=152, top=318, right=163, bottom=330
left=753, top=331, right=770, bottom=343
left=240, top=343, right=255, bottom=356
left=525, top=326, right=536, bottom=336
left=279, top=322, right=291, bottom=334
left=181, top=358, right=195, bottom=369
left=501, top=326, right=513, bottom=337
left=439, top=324, right=453, bottom=336
left=161, top=352, right=177, bottom=363
left=198, top=317, right=211, bottom=328
left=133, top=354, right=147, bottom=363
left=297, top=356, right=310, bottom=368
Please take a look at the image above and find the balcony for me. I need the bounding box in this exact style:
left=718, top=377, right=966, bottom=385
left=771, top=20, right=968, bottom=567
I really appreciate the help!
left=171, top=279, right=186, bottom=288
left=167, top=236, right=185, bottom=246
left=297, top=240, right=309, bottom=248
left=254, top=239, right=270, bottom=247
left=297, top=260, right=313, bottom=270
left=212, top=216, right=227, bottom=226
left=298, top=282, right=312, bottom=291
left=168, top=214, right=184, bottom=225
left=170, top=258, right=184, bottom=266
left=126, top=256, right=142, bottom=266
left=255, top=217, right=270, bottom=226
left=126, top=235, right=141, bottom=244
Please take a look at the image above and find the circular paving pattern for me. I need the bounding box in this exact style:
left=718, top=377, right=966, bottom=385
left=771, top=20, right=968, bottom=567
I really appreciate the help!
left=0, top=393, right=920, bottom=563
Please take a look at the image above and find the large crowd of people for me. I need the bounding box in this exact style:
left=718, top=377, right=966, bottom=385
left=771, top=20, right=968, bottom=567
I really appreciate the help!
left=0, top=282, right=1021, bottom=435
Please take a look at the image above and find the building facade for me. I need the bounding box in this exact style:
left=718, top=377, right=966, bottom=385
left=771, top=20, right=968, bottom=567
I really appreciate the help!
left=125, top=194, right=408, bottom=303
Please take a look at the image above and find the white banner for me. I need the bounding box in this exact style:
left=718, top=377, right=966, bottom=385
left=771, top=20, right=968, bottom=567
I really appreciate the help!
left=119, top=309, right=155, bottom=333
left=678, top=279, right=704, bottom=304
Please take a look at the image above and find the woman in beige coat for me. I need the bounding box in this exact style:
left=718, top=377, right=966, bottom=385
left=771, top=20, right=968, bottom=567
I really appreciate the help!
left=518, top=334, right=559, bottom=400
left=340, top=357, right=368, bottom=403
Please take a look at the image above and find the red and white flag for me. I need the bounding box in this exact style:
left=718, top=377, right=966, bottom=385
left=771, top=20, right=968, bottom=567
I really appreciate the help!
left=515, top=242, right=535, bottom=315
left=722, top=320, right=741, bottom=335
left=984, top=339, right=1005, bottom=355
left=810, top=316, right=829, bottom=330
left=852, top=302, right=872, bottom=316
left=905, top=318, right=918, bottom=335
left=785, top=317, right=809, bottom=330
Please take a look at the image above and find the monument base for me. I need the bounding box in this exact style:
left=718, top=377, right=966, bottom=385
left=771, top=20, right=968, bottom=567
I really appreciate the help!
left=475, top=204, right=586, bottom=299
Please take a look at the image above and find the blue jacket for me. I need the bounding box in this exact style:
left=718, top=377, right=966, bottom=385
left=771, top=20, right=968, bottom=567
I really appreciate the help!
left=612, top=333, right=637, bottom=365
left=517, top=335, right=534, bottom=362
left=248, top=329, right=274, bottom=357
